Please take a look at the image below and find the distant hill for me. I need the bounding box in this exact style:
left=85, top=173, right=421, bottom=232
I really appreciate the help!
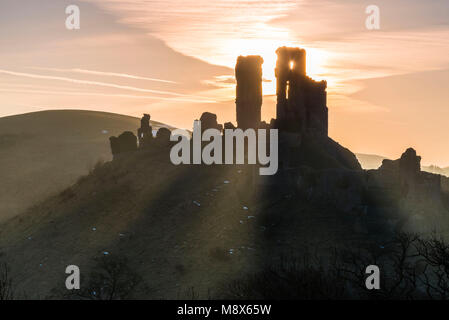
left=355, top=153, right=387, bottom=170
left=422, top=165, right=449, bottom=177
left=0, top=110, right=169, bottom=222
left=356, top=153, right=449, bottom=177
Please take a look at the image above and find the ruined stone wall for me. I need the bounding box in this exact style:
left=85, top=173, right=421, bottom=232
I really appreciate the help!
left=304, top=79, right=328, bottom=136
left=109, top=131, right=138, bottom=159
left=371, top=149, right=444, bottom=219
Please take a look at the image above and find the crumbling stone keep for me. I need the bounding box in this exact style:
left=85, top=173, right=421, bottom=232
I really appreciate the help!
left=275, top=47, right=328, bottom=135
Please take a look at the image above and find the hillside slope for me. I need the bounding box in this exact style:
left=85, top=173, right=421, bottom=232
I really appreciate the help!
left=0, top=110, right=168, bottom=222
left=1, top=141, right=448, bottom=299
left=0, top=144, right=378, bottom=299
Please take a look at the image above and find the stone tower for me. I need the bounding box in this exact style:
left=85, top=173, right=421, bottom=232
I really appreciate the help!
left=235, top=55, right=264, bottom=130
left=137, top=113, right=152, bottom=148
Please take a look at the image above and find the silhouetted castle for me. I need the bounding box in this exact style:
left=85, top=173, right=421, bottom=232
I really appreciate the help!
left=110, top=46, right=359, bottom=170
left=107, top=46, right=449, bottom=229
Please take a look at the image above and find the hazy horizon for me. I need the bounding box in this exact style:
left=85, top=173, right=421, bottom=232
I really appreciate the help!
left=1, top=0, right=448, bottom=166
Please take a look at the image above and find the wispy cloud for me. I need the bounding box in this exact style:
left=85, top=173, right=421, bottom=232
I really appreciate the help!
left=0, top=88, right=216, bottom=104
left=86, top=0, right=449, bottom=84
left=84, top=0, right=298, bottom=75
left=0, top=69, right=214, bottom=100
left=30, top=67, right=178, bottom=84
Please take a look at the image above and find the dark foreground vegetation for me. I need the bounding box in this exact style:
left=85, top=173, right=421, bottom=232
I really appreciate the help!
left=223, top=233, right=449, bottom=300
left=2, top=232, right=449, bottom=300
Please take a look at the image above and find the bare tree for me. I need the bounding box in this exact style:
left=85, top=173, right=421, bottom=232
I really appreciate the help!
left=415, top=235, right=449, bottom=299
left=337, top=233, right=420, bottom=299
left=0, top=261, right=14, bottom=300
left=68, top=255, right=146, bottom=300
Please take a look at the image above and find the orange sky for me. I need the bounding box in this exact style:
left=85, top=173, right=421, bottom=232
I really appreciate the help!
left=0, top=0, right=448, bottom=166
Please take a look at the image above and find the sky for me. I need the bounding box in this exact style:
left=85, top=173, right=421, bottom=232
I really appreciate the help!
left=0, top=0, right=448, bottom=166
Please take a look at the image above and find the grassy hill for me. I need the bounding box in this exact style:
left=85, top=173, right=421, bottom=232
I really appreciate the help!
left=2, top=142, right=448, bottom=299
left=0, top=110, right=168, bottom=223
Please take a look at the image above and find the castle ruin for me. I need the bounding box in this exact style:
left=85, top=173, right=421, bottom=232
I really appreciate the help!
left=110, top=47, right=351, bottom=168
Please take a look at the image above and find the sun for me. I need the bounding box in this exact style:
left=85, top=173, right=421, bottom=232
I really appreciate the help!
left=304, top=47, right=330, bottom=80
left=218, top=35, right=331, bottom=97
